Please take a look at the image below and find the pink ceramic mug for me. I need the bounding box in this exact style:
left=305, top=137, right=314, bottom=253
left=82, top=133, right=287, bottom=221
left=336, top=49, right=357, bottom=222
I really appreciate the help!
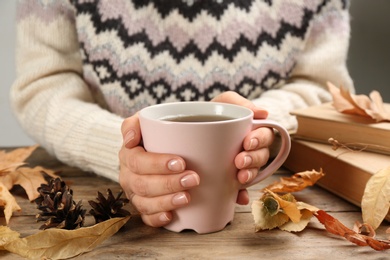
left=139, top=102, right=290, bottom=234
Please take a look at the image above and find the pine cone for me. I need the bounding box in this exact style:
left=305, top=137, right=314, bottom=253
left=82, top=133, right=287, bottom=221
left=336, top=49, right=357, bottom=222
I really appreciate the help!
left=35, top=177, right=72, bottom=205
left=35, top=177, right=86, bottom=230
left=88, top=189, right=130, bottom=224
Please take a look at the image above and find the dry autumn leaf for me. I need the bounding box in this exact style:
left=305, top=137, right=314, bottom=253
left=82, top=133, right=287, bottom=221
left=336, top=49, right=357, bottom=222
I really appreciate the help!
left=251, top=191, right=318, bottom=232
left=368, top=91, right=390, bottom=121
left=327, top=81, right=390, bottom=122
left=13, top=166, right=59, bottom=201
left=263, top=169, right=325, bottom=193
left=0, top=146, right=59, bottom=224
left=266, top=190, right=301, bottom=223
left=279, top=208, right=313, bottom=232
left=0, top=145, right=38, bottom=175
left=362, top=167, right=390, bottom=230
left=0, top=173, right=13, bottom=191
left=353, top=221, right=376, bottom=237
left=251, top=199, right=290, bottom=231
left=2, top=216, right=130, bottom=259
left=0, top=182, right=21, bottom=224
left=314, top=210, right=390, bottom=251
left=252, top=161, right=390, bottom=251
left=0, top=226, right=20, bottom=249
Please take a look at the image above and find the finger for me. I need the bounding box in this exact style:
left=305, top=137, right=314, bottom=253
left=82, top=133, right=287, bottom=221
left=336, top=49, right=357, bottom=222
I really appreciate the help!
left=236, top=189, right=249, bottom=205
left=243, top=127, right=274, bottom=151
left=120, top=146, right=186, bottom=175
left=141, top=212, right=173, bottom=227
left=129, top=171, right=200, bottom=197
left=211, top=91, right=268, bottom=119
left=237, top=168, right=258, bottom=185
left=235, top=147, right=270, bottom=170
left=132, top=191, right=191, bottom=215
left=121, top=113, right=141, bottom=149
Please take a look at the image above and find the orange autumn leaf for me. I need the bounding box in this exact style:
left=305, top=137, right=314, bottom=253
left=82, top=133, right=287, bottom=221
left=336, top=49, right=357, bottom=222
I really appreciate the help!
left=368, top=91, right=390, bottom=121
left=0, top=163, right=25, bottom=177
left=353, top=221, right=376, bottom=238
left=252, top=192, right=318, bottom=232
left=0, top=146, right=59, bottom=224
left=265, top=190, right=301, bottom=223
left=327, top=82, right=390, bottom=122
left=0, top=173, right=14, bottom=191
left=12, top=167, right=59, bottom=201
left=0, top=145, right=38, bottom=175
left=0, top=146, right=59, bottom=199
left=314, top=210, right=352, bottom=236
left=0, top=182, right=22, bottom=224
left=279, top=207, right=314, bottom=232
left=263, top=169, right=325, bottom=193
left=314, top=210, right=390, bottom=251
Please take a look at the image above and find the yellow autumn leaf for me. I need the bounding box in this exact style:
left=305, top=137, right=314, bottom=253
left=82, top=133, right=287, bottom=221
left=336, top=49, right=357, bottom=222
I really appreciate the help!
left=362, top=167, right=390, bottom=230
left=0, top=226, right=20, bottom=249
left=251, top=200, right=289, bottom=232
left=3, top=216, right=130, bottom=260
left=279, top=202, right=319, bottom=232
left=296, top=201, right=320, bottom=213
left=252, top=190, right=320, bottom=233
left=0, top=182, right=22, bottom=224
left=279, top=209, right=313, bottom=232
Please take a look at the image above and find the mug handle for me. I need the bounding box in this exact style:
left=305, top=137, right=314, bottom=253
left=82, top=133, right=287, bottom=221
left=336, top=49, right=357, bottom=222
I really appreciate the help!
left=241, top=119, right=291, bottom=189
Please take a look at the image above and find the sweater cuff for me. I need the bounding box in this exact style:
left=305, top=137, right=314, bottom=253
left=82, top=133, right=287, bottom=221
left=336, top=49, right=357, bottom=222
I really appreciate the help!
left=49, top=102, right=124, bottom=182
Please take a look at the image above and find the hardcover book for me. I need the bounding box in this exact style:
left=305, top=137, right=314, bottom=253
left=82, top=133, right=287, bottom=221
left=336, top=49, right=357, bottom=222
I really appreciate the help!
left=290, top=103, right=390, bottom=155
left=284, top=139, right=390, bottom=214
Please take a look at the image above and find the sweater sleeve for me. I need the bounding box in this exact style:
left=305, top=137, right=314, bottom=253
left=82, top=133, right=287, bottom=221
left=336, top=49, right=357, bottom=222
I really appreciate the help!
left=10, top=0, right=123, bottom=182
left=251, top=1, right=354, bottom=131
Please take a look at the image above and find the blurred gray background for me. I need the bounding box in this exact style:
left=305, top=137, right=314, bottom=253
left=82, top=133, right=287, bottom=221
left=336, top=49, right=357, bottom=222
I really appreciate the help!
left=1, top=0, right=390, bottom=147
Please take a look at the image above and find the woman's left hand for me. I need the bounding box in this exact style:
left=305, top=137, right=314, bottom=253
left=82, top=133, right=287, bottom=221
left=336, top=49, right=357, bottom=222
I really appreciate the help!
left=211, top=91, right=275, bottom=205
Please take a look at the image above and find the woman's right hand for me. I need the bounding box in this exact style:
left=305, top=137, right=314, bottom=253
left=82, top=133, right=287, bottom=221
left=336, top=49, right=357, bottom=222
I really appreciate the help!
left=118, top=113, right=200, bottom=227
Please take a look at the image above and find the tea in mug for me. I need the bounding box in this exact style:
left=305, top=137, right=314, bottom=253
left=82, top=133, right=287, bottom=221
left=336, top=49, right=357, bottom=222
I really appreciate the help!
left=163, top=115, right=235, bottom=122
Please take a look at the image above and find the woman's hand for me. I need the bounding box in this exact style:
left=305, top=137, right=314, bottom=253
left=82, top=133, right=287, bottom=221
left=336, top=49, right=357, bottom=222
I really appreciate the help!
left=119, top=114, right=200, bottom=227
left=211, top=91, right=274, bottom=205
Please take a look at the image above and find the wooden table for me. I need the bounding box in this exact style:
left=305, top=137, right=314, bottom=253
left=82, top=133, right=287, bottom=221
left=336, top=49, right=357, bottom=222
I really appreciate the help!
left=1, top=147, right=389, bottom=259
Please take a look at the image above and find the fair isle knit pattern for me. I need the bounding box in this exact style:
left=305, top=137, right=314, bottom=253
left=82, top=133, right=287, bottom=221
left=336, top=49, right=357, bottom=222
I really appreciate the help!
left=12, top=0, right=353, bottom=181
left=14, top=0, right=351, bottom=119
left=77, top=0, right=345, bottom=116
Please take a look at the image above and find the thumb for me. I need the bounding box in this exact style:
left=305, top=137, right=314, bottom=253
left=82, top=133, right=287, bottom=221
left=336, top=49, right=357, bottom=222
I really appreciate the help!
left=211, top=91, right=268, bottom=119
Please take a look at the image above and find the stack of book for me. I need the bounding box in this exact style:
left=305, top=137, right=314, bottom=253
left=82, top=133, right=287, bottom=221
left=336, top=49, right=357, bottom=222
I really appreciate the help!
left=283, top=102, right=390, bottom=211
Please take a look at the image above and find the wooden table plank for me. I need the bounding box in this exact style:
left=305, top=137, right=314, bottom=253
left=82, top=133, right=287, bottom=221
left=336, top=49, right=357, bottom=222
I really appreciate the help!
left=1, top=147, right=389, bottom=259
left=3, top=212, right=390, bottom=260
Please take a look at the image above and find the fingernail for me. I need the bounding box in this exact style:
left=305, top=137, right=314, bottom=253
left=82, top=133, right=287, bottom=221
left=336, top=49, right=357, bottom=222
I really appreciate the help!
left=172, top=193, right=189, bottom=206
left=249, top=138, right=259, bottom=150
left=159, top=213, right=171, bottom=223
left=124, top=130, right=135, bottom=145
left=243, top=155, right=252, bottom=168
left=180, top=173, right=200, bottom=188
left=256, top=109, right=268, bottom=118
left=245, top=170, right=253, bottom=183
left=168, top=159, right=185, bottom=172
